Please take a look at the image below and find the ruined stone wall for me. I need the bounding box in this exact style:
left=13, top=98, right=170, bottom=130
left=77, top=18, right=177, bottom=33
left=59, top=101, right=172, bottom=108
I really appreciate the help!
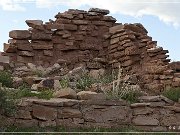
left=108, top=24, right=180, bottom=93
left=1, top=97, right=180, bottom=132
left=2, top=8, right=180, bottom=92
left=3, top=8, right=115, bottom=69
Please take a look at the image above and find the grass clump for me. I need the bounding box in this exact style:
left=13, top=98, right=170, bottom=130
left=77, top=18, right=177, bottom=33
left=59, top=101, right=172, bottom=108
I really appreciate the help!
left=104, top=65, right=141, bottom=103
left=0, top=70, right=13, bottom=87
left=76, top=74, right=95, bottom=90
left=59, top=78, right=69, bottom=88
left=15, top=84, right=53, bottom=100
left=162, top=87, right=180, bottom=102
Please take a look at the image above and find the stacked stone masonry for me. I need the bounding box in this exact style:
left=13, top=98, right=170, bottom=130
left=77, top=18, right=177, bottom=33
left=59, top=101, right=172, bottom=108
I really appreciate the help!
left=4, top=8, right=116, bottom=70
left=1, top=96, right=180, bottom=132
left=2, top=8, right=180, bottom=92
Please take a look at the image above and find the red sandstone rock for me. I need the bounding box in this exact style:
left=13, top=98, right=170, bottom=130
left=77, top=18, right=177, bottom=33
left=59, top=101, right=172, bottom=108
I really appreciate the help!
left=53, top=88, right=77, bottom=99
left=32, top=105, right=57, bottom=120
left=3, top=43, right=16, bottom=53
left=88, top=8, right=110, bottom=15
left=25, top=20, right=44, bottom=30
left=9, top=30, right=31, bottom=39
left=32, top=31, right=52, bottom=40
left=18, top=51, right=34, bottom=57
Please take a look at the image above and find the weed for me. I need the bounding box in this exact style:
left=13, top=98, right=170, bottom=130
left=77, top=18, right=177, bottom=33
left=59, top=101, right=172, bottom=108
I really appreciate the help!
left=0, top=70, right=13, bottom=87
left=162, top=87, right=180, bottom=102
left=0, top=88, right=17, bottom=116
left=104, top=64, right=140, bottom=103
left=76, top=74, right=95, bottom=90
left=36, top=89, right=53, bottom=100
left=59, top=78, right=69, bottom=88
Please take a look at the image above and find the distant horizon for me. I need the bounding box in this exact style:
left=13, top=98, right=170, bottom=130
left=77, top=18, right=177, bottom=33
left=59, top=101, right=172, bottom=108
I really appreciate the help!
left=0, top=0, right=180, bottom=61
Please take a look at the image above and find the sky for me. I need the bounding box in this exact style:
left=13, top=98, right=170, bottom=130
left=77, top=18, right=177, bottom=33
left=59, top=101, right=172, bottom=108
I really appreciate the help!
left=0, top=0, right=180, bottom=61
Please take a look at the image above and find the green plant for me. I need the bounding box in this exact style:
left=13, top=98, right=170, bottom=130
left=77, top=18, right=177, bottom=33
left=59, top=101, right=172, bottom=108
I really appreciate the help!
left=104, top=64, right=140, bottom=103
left=95, top=74, right=114, bottom=84
left=76, top=74, right=95, bottom=90
left=0, top=88, right=17, bottom=116
left=32, top=70, right=45, bottom=77
left=0, top=70, right=13, bottom=87
left=121, top=90, right=141, bottom=103
left=163, top=87, right=180, bottom=102
left=36, top=89, right=53, bottom=100
left=59, top=78, right=69, bottom=88
left=15, top=83, right=36, bottom=98
left=15, top=84, right=53, bottom=100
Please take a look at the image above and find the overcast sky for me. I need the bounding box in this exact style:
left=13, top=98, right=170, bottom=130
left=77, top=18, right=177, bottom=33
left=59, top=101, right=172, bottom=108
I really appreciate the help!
left=0, top=0, right=180, bottom=61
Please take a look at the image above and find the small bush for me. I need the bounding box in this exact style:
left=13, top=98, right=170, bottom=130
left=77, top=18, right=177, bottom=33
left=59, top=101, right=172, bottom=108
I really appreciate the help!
left=36, top=89, right=53, bottom=100
left=121, top=91, right=140, bottom=103
left=16, top=84, right=53, bottom=100
left=59, top=78, right=69, bottom=88
left=0, top=71, right=13, bottom=87
left=0, top=88, right=17, bottom=116
left=96, top=74, right=114, bottom=84
left=163, top=87, right=180, bottom=102
left=104, top=84, right=140, bottom=103
left=104, top=65, right=141, bottom=103
left=76, top=74, right=95, bottom=90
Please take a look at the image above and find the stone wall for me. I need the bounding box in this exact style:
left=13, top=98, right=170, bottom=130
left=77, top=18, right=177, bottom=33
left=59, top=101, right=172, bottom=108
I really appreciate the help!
left=1, top=96, right=180, bottom=131
left=107, top=23, right=180, bottom=93
left=2, top=8, right=180, bottom=92
left=3, top=8, right=115, bottom=70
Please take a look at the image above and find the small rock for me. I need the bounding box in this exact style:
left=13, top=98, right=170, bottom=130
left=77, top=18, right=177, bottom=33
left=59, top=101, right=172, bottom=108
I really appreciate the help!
left=160, top=95, right=174, bottom=105
left=12, top=77, right=23, bottom=88
left=69, top=66, right=86, bottom=75
left=54, top=80, right=61, bottom=90
left=0, top=65, right=4, bottom=71
left=130, top=103, right=150, bottom=108
left=25, top=20, right=44, bottom=29
left=31, top=84, right=38, bottom=90
left=88, top=8, right=110, bottom=15
left=138, top=96, right=161, bottom=102
left=77, top=91, right=106, bottom=100
left=93, top=58, right=107, bottom=63
left=38, top=79, right=54, bottom=90
left=27, top=63, right=37, bottom=71
left=89, top=69, right=105, bottom=79
left=53, top=88, right=77, bottom=99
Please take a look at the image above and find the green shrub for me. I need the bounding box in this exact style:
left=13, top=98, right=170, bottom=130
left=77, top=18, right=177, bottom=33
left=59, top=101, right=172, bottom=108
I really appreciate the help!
left=121, top=91, right=140, bottom=103
left=36, top=90, right=53, bottom=100
left=163, top=87, right=180, bottom=102
left=76, top=74, right=95, bottom=90
left=59, top=78, right=69, bottom=88
left=0, top=88, right=17, bottom=116
left=96, top=74, right=114, bottom=84
left=15, top=83, right=36, bottom=98
left=0, top=71, right=13, bottom=87
left=15, top=84, right=53, bottom=100
left=109, top=83, right=140, bottom=103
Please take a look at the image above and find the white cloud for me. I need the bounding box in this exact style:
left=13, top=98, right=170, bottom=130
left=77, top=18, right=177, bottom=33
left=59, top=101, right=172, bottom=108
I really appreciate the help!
left=0, top=0, right=180, bottom=27
left=0, top=0, right=26, bottom=11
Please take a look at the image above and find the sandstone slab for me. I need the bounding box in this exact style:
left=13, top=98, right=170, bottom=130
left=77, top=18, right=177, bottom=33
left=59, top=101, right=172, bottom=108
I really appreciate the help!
left=32, top=105, right=57, bottom=120
left=9, top=30, right=31, bottom=39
